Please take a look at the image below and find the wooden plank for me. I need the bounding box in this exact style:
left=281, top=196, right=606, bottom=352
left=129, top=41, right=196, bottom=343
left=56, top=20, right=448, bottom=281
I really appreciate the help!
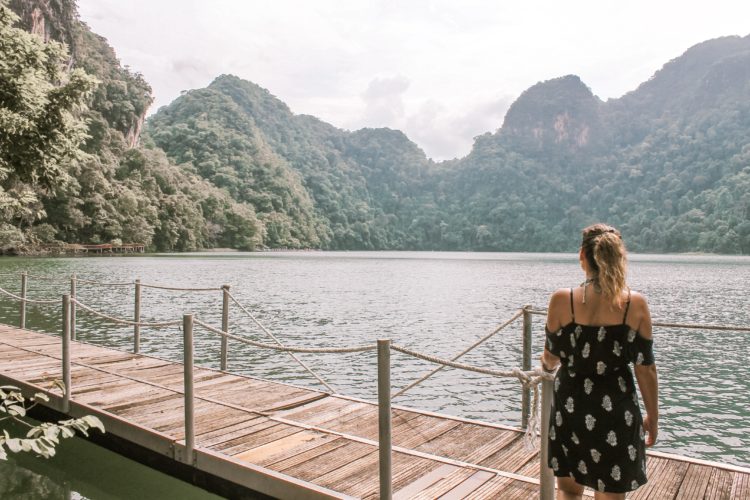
left=395, top=414, right=463, bottom=450
left=704, top=467, right=733, bottom=499
left=215, top=422, right=306, bottom=456
left=730, top=472, right=750, bottom=500
left=414, top=422, right=511, bottom=463
left=278, top=440, right=375, bottom=480
left=631, top=457, right=689, bottom=500
left=393, top=464, right=460, bottom=500
left=266, top=437, right=352, bottom=472
left=407, top=468, right=477, bottom=500
left=675, top=463, right=713, bottom=499
left=437, top=470, right=496, bottom=500
left=478, top=434, right=537, bottom=472
left=462, top=475, right=516, bottom=500
left=198, top=417, right=277, bottom=448
left=232, top=430, right=335, bottom=466
left=159, top=407, right=255, bottom=441
left=336, top=453, right=444, bottom=500
left=275, top=396, right=353, bottom=422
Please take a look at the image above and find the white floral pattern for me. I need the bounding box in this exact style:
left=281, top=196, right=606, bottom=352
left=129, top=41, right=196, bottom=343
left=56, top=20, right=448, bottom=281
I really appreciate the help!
left=582, top=342, right=590, bottom=358
left=632, top=480, right=639, bottom=490
left=636, top=352, right=644, bottom=365
left=597, top=479, right=605, bottom=492
left=572, top=432, right=580, bottom=445
left=628, top=445, right=636, bottom=461
left=578, top=460, right=588, bottom=475
left=602, top=395, right=613, bottom=412
left=611, top=465, right=621, bottom=481
left=584, top=378, right=594, bottom=394
left=607, top=430, right=618, bottom=446
left=627, top=329, right=636, bottom=342
left=565, top=397, right=575, bottom=413
left=556, top=411, right=562, bottom=427
left=554, top=377, right=560, bottom=392
left=585, top=415, right=596, bottom=431
left=597, top=327, right=606, bottom=342
left=590, top=448, right=601, bottom=463
left=624, top=410, right=633, bottom=427
left=597, top=361, right=607, bottom=375
left=613, top=340, right=622, bottom=357
left=550, top=426, right=556, bottom=441
left=551, top=457, right=559, bottom=471
left=618, top=376, right=627, bottom=392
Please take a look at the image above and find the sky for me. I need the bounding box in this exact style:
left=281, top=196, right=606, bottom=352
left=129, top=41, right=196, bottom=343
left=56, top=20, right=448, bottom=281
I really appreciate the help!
left=76, top=1, right=750, bottom=161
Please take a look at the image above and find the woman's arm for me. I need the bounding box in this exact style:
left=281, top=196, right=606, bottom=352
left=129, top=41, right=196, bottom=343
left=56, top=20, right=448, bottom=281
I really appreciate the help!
left=632, top=293, right=658, bottom=446
left=541, top=289, right=568, bottom=371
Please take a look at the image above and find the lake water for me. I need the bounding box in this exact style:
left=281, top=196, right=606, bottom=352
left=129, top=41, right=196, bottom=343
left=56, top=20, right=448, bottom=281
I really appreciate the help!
left=1, top=251, right=749, bottom=497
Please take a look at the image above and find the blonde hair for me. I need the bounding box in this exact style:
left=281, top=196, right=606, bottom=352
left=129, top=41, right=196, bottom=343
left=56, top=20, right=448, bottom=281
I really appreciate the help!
left=581, top=223, right=627, bottom=306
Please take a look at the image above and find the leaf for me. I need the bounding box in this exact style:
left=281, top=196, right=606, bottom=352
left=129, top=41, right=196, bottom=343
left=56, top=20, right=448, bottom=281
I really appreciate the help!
left=32, top=392, right=49, bottom=402
left=60, top=426, right=74, bottom=438
left=5, top=438, right=22, bottom=453
left=0, top=444, right=7, bottom=461
left=82, top=415, right=105, bottom=434
left=7, top=404, right=26, bottom=417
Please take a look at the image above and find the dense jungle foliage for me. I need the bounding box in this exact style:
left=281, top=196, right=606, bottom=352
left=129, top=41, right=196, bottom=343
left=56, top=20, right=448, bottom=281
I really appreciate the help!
left=3, top=0, right=750, bottom=254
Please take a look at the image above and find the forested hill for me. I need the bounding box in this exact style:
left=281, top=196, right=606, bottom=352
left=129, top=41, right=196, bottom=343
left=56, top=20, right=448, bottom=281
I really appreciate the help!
left=4, top=0, right=750, bottom=254
left=149, top=35, right=750, bottom=253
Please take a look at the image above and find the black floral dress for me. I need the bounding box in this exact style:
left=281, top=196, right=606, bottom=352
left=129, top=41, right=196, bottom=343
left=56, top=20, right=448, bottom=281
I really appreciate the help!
left=545, top=289, right=655, bottom=494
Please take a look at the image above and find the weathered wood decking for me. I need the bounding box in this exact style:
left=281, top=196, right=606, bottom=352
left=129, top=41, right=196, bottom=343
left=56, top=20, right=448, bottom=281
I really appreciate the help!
left=1, top=324, right=748, bottom=499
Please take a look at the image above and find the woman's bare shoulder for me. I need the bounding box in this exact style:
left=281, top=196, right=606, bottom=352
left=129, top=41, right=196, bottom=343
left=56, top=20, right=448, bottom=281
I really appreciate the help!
left=628, top=290, right=653, bottom=338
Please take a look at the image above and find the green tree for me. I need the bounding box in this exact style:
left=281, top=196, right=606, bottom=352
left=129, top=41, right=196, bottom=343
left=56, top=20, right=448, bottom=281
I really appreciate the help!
left=0, top=2, right=96, bottom=239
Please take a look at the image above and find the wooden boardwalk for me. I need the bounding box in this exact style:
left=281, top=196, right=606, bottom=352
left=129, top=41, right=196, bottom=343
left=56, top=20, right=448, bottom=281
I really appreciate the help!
left=1, top=324, right=748, bottom=499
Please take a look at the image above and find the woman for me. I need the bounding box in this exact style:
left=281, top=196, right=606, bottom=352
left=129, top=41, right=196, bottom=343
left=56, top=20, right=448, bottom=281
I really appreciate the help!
left=541, top=223, right=659, bottom=499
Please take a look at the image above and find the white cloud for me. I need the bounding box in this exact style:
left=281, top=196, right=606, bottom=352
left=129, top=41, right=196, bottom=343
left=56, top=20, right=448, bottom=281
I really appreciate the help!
left=76, top=0, right=750, bottom=160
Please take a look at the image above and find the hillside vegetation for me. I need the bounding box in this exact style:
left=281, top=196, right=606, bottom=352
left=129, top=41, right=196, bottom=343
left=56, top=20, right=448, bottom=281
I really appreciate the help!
left=4, top=0, right=750, bottom=254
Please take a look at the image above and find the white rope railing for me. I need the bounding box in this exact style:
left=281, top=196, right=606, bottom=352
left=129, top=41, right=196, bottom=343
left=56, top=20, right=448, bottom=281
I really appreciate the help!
left=139, top=283, right=222, bottom=292
left=193, top=318, right=376, bottom=354
left=390, top=343, right=554, bottom=449
left=392, top=309, right=524, bottom=398
left=75, top=278, right=133, bottom=287
left=72, top=298, right=182, bottom=329
left=226, top=291, right=335, bottom=392
left=0, top=286, right=59, bottom=305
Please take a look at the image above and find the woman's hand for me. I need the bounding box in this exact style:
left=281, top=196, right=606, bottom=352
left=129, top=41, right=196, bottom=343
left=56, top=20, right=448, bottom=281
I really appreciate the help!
left=643, top=414, right=658, bottom=447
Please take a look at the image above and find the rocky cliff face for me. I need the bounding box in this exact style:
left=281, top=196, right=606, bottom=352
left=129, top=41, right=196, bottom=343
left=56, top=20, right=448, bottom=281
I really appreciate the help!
left=10, top=0, right=151, bottom=147
left=498, top=75, right=605, bottom=155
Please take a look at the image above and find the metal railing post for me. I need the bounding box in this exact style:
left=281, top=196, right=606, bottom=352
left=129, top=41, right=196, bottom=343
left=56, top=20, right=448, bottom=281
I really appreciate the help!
left=220, top=284, right=230, bottom=370
left=62, top=294, right=71, bottom=413
left=183, top=313, right=195, bottom=464
left=133, top=279, right=141, bottom=353
left=19, top=272, right=27, bottom=329
left=521, top=304, right=532, bottom=429
left=377, top=339, right=392, bottom=500
left=70, top=274, right=76, bottom=340
left=540, top=376, right=555, bottom=500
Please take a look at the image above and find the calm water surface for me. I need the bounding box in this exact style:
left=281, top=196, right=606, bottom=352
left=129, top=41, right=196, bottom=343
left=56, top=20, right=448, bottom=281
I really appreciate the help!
left=0, top=251, right=748, bottom=496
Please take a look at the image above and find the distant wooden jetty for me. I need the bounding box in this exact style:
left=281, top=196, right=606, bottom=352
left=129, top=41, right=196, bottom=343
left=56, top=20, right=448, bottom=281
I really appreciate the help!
left=42, top=243, right=146, bottom=255
left=0, top=272, right=748, bottom=499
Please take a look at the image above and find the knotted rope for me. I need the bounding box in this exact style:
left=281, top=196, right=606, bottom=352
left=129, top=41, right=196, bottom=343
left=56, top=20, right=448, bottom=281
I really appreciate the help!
left=139, top=283, right=222, bottom=292
left=75, top=278, right=133, bottom=287
left=390, top=343, right=554, bottom=449
left=0, top=286, right=59, bottom=305
left=193, top=318, right=376, bottom=354
left=71, top=298, right=182, bottom=328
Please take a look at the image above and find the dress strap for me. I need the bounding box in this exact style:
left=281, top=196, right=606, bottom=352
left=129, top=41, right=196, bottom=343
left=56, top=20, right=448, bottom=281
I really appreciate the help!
left=569, top=288, right=575, bottom=322
left=622, top=288, right=632, bottom=324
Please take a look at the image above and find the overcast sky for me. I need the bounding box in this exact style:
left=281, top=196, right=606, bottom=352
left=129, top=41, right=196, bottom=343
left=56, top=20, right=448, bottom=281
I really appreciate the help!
left=77, top=1, right=750, bottom=161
